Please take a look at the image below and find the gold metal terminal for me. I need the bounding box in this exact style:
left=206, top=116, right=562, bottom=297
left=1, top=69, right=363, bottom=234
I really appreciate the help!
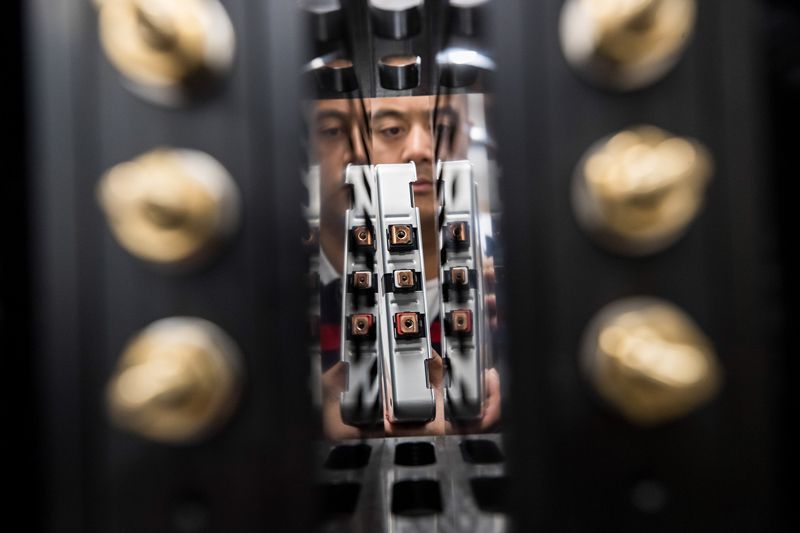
left=106, top=317, right=242, bottom=443
left=389, top=224, right=413, bottom=246
left=394, top=269, right=415, bottom=290
left=572, top=125, right=712, bottom=256
left=352, top=226, right=374, bottom=247
left=450, top=267, right=469, bottom=286
left=560, top=0, right=697, bottom=91
left=353, top=271, right=373, bottom=290
left=581, top=297, right=722, bottom=426
left=96, top=148, right=240, bottom=267
left=395, top=312, right=420, bottom=337
left=96, top=0, right=235, bottom=105
left=351, top=314, right=375, bottom=337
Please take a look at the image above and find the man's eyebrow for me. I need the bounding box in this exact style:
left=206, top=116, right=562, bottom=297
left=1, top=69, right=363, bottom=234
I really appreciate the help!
left=314, top=109, right=349, bottom=123
left=370, top=105, right=460, bottom=124
left=371, top=109, right=407, bottom=122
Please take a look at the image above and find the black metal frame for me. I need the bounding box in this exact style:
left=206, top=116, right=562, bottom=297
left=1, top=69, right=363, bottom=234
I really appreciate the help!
left=27, top=1, right=314, bottom=531
left=493, top=0, right=782, bottom=530
left=24, top=0, right=787, bottom=531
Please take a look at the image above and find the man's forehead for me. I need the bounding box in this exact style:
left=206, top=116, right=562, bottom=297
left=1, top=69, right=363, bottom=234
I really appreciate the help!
left=371, top=95, right=465, bottom=114
left=370, top=95, right=434, bottom=113
left=310, top=94, right=466, bottom=119
left=312, top=98, right=362, bottom=114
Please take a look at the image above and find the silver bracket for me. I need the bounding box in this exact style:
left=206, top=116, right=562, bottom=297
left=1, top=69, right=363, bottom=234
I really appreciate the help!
left=339, top=164, right=384, bottom=426
left=375, top=163, right=435, bottom=423
left=438, top=160, right=485, bottom=421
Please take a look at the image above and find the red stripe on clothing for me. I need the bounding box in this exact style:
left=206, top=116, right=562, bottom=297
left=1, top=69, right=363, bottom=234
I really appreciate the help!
left=320, top=323, right=341, bottom=352
left=429, top=318, right=441, bottom=345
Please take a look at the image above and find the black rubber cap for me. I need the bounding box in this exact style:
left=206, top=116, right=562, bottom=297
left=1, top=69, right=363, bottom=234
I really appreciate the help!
left=378, top=55, right=421, bottom=90
left=370, top=0, right=423, bottom=40
left=308, top=8, right=343, bottom=42
left=315, top=58, right=358, bottom=93
left=300, top=0, right=344, bottom=42
left=448, top=0, right=490, bottom=38
left=439, top=62, right=479, bottom=88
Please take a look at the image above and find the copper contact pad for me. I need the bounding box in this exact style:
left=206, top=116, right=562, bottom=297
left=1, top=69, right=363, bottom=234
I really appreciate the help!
left=445, top=221, right=470, bottom=250
left=387, top=224, right=417, bottom=251
left=450, top=267, right=469, bottom=286
left=351, top=226, right=373, bottom=248
left=447, top=309, right=473, bottom=335
left=352, top=271, right=373, bottom=290
left=394, top=312, right=423, bottom=339
left=394, top=269, right=416, bottom=290
left=350, top=313, right=375, bottom=338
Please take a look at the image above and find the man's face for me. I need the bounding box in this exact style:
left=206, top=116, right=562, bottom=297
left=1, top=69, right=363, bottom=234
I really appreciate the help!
left=310, top=95, right=468, bottom=228
left=370, top=95, right=467, bottom=221
left=310, top=98, right=369, bottom=229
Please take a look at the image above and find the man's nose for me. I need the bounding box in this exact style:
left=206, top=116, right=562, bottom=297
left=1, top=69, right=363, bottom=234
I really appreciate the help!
left=402, top=122, right=434, bottom=166
left=348, top=123, right=370, bottom=165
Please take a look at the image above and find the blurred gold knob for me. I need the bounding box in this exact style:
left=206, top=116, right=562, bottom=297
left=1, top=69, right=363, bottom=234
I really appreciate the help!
left=560, top=0, right=696, bottom=90
left=107, top=317, right=242, bottom=443
left=572, top=125, right=712, bottom=256
left=581, top=297, right=721, bottom=426
left=97, top=148, right=240, bottom=267
left=96, top=0, right=235, bottom=104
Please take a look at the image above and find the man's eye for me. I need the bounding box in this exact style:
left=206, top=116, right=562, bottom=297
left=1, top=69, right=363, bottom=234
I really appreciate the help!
left=319, top=127, right=344, bottom=138
left=380, top=126, right=404, bottom=138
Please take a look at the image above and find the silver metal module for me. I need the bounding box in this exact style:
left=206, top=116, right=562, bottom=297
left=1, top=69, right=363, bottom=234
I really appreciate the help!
left=437, top=161, right=485, bottom=421
left=375, top=163, right=435, bottom=423
left=339, top=165, right=384, bottom=426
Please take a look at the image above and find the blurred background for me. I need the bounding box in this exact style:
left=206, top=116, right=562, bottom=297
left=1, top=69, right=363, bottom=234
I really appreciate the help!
left=3, top=0, right=796, bottom=531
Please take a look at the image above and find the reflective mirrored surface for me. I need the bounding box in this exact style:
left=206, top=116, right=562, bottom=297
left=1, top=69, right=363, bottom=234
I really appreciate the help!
left=307, top=93, right=504, bottom=438
left=299, top=0, right=508, bottom=529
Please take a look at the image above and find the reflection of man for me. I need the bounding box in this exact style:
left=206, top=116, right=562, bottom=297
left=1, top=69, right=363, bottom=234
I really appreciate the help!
left=310, top=95, right=500, bottom=438
left=314, top=96, right=460, bottom=284
left=370, top=96, right=466, bottom=281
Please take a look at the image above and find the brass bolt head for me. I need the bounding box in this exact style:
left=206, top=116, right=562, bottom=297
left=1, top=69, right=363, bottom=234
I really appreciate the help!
left=97, top=148, right=240, bottom=267
left=97, top=0, right=235, bottom=105
left=560, top=0, right=697, bottom=91
left=581, top=297, right=722, bottom=426
left=106, top=317, right=243, bottom=443
left=572, top=125, right=712, bottom=256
